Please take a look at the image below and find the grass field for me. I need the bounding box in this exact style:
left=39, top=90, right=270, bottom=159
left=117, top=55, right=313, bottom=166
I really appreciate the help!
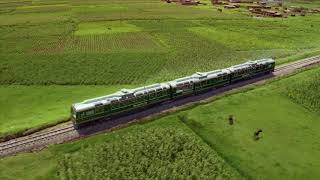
left=0, top=115, right=242, bottom=180
left=0, top=0, right=319, bottom=141
left=1, top=66, right=319, bottom=179
left=0, top=85, right=133, bottom=136
left=1, top=0, right=320, bottom=179
left=0, top=0, right=320, bottom=85
left=174, top=66, right=320, bottom=179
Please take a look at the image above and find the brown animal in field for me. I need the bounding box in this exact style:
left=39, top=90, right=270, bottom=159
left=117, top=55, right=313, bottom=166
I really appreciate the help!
left=254, top=129, right=263, bottom=140
left=228, top=115, right=234, bottom=125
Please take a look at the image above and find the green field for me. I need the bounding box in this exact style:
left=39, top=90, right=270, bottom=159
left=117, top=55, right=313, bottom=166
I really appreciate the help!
left=0, top=115, right=243, bottom=180
left=1, top=0, right=320, bottom=178
left=0, top=0, right=320, bottom=136
left=0, top=85, right=133, bottom=136
left=1, top=65, right=319, bottom=179
left=0, top=0, right=320, bottom=86
left=177, top=67, right=320, bottom=179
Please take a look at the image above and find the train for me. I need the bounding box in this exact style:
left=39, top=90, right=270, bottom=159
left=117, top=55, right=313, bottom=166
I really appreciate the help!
left=71, top=58, right=275, bottom=126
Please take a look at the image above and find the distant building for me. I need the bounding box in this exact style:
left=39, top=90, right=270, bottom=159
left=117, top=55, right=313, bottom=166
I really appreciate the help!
left=227, top=0, right=253, bottom=3
left=180, top=0, right=199, bottom=5
left=224, top=5, right=237, bottom=9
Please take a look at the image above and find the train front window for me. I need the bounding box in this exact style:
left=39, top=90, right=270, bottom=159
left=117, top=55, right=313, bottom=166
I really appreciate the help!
left=71, top=107, right=76, bottom=118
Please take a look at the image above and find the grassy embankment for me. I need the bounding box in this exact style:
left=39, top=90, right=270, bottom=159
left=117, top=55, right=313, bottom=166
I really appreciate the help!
left=0, top=85, right=133, bottom=136
left=0, top=65, right=319, bottom=179
left=0, top=0, right=320, bottom=135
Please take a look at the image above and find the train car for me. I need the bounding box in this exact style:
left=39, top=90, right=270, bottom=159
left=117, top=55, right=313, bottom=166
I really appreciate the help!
left=228, top=58, right=275, bottom=82
left=168, top=75, right=195, bottom=98
left=71, top=83, right=171, bottom=126
left=192, top=69, right=231, bottom=92
left=71, top=58, right=275, bottom=126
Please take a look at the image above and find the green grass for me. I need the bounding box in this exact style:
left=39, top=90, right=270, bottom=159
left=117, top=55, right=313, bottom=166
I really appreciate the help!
left=0, top=0, right=320, bottom=179
left=1, top=66, right=320, bottom=179
left=0, top=0, right=319, bottom=142
left=171, top=67, right=320, bottom=179
left=0, top=115, right=242, bottom=180
left=0, top=0, right=319, bottom=85
left=283, top=67, right=320, bottom=113
left=74, top=21, right=141, bottom=36
left=58, top=127, right=241, bottom=179
left=0, top=85, right=133, bottom=136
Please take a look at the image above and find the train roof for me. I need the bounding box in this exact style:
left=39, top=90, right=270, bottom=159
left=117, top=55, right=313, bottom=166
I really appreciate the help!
left=72, top=58, right=274, bottom=112
left=192, top=69, right=230, bottom=82
left=227, top=58, right=274, bottom=72
left=73, top=83, right=170, bottom=112
left=167, top=75, right=195, bottom=87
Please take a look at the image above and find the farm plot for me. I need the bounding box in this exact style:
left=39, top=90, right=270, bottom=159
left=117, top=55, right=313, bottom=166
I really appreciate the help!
left=200, top=17, right=320, bottom=51
left=59, top=127, right=242, bottom=179
left=71, top=1, right=243, bottom=22
left=283, top=67, right=320, bottom=113
left=0, top=11, right=71, bottom=26
left=0, top=52, right=168, bottom=85
left=14, top=4, right=70, bottom=14
left=0, top=22, right=74, bottom=39
left=10, top=31, right=166, bottom=55
left=74, top=21, right=141, bottom=36
left=147, top=30, right=280, bottom=83
left=65, top=32, right=165, bottom=53
left=189, top=27, right=285, bottom=51
left=0, top=36, right=68, bottom=55
left=0, top=114, right=242, bottom=180
left=168, top=67, right=320, bottom=179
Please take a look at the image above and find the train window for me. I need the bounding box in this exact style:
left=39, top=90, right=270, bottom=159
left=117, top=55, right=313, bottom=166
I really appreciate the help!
left=86, top=110, right=94, bottom=116
left=158, top=91, right=163, bottom=96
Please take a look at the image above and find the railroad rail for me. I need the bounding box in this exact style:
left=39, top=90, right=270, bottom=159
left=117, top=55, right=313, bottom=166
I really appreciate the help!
left=274, top=55, right=320, bottom=73
left=1, top=55, right=320, bottom=157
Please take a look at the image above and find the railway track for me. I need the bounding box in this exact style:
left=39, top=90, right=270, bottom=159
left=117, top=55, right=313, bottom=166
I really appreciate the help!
left=274, top=55, right=320, bottom=72
left=1, top=55, right=320, bottom=157
left=0, top=125, right=74, bottom=151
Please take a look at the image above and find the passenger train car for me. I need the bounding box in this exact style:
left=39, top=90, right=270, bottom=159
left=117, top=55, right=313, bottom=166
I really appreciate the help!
left=71, top=58, right=275, bottom=126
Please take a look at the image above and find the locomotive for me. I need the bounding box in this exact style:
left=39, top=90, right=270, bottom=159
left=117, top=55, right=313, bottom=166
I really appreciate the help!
left=71, top=58, right=275, bottom=126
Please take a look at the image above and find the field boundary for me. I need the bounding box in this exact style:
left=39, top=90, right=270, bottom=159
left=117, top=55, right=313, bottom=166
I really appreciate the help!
left=177, top=115, right=248, bottom=179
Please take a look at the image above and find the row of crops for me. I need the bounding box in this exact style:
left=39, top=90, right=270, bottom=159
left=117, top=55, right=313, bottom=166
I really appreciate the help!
left=0, top=0, right=320, bottom=86
left=58, top=128, right=241, bottom=179
left=284, top=68, right=320, bottom=113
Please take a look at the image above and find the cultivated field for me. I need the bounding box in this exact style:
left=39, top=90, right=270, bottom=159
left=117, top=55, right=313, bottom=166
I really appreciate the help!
left=1, top=66, right=319, bottom=179
left=0, top=0, right=320, bottom=178
left=0, top=0, right=320, bottom=136
left=0, top=116, right=243, bottom=180
left=174, top=66, right=320, bottom=179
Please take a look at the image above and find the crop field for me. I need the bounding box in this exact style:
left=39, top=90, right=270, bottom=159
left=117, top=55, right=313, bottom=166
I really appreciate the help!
left=0, top=0, right=319, bottom=141
left=0, top=0, right=320, bottom=86
left=284, top=68, right=320, bottom=113
left=1, top=66, right=319, bottom=179
left=0, top=115, right=243, bottom=180
left=58, top=128, right=241, bottom=179
left=173, top=66, right=320, bottom=179
left=0, top=1, right=320, bottom=179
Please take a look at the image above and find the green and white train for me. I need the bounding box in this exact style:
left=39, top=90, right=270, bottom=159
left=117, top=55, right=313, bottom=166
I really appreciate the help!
left=71, top=58, right=275, bottom=126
